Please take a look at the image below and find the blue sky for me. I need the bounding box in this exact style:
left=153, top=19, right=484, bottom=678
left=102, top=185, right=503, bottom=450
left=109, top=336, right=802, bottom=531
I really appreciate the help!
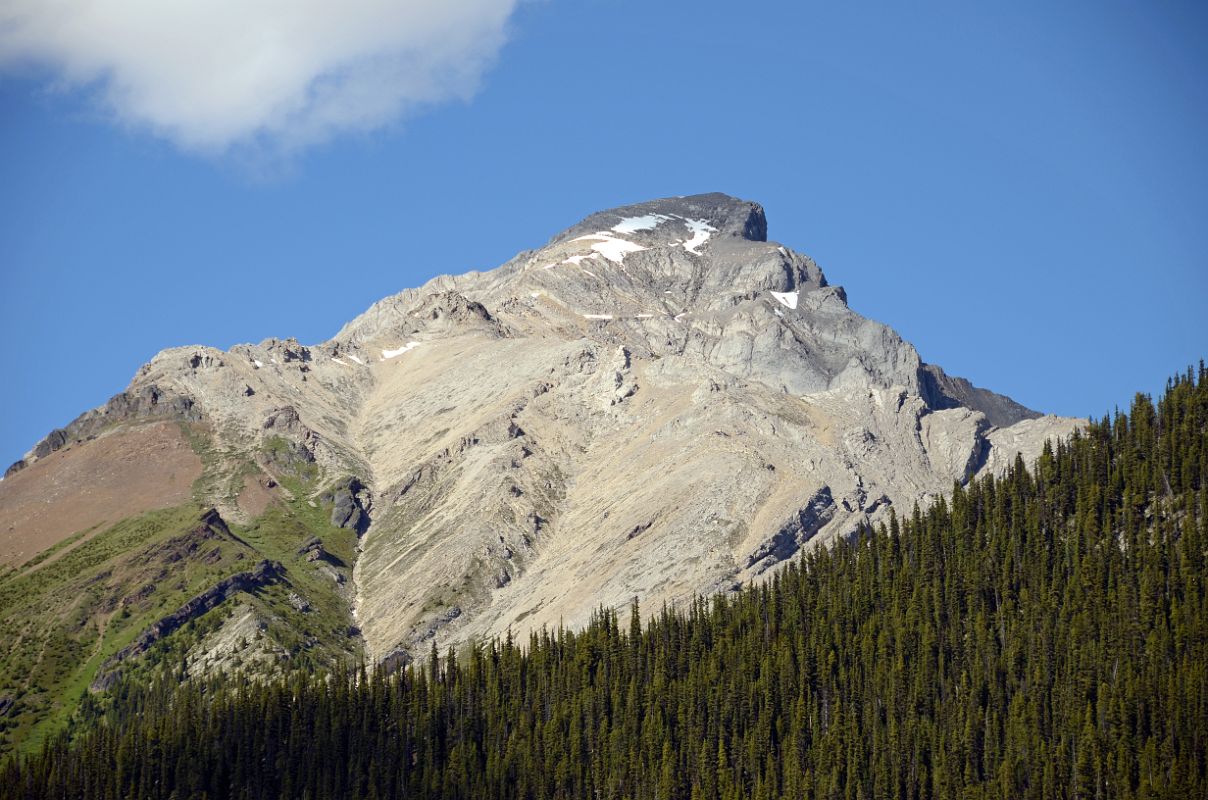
left=1, top=1, right=1206, bottom=468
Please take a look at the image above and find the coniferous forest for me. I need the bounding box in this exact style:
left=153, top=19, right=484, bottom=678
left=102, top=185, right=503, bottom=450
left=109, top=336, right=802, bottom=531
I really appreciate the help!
left=1, top=366, right=1205, bottom=800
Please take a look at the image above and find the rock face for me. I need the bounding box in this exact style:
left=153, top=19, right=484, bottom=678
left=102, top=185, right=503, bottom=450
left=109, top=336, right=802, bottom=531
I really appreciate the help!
left=323, top=477, right=372, bottom=535
left=4, top=193, right=1083, bottom=665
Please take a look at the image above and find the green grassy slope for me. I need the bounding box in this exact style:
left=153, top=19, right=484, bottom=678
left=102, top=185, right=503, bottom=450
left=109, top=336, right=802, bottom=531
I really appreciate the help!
left=0, top=426, right=364, bottom=756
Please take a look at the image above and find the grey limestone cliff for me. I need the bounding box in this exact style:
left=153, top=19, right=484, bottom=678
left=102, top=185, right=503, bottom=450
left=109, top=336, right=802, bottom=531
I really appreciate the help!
left=8, top=193, right=1083, bottom=665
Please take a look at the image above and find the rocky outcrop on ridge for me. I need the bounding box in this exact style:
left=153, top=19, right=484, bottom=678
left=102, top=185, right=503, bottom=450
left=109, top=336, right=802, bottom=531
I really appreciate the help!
left=92, top=551, right=284, bottom=690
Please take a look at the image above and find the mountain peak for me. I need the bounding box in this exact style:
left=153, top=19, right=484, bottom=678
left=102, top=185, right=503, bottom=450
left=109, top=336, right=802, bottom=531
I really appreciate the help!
left=554, top=192, right=767, bottom=248
left=2, top=195, right=1084, bottom=680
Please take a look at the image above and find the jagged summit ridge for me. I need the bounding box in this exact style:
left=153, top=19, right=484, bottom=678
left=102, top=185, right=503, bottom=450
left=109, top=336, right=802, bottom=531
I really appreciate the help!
left=2, top=193, right=1082, bottom=668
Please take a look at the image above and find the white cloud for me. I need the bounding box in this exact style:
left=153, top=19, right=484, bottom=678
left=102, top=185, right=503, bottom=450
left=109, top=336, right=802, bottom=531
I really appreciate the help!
left=0, top=0, right=521, bottom=154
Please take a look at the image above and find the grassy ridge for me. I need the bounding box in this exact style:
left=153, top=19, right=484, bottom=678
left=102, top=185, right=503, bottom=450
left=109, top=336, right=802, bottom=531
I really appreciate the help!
left=0, top=433, right=363, bottom=756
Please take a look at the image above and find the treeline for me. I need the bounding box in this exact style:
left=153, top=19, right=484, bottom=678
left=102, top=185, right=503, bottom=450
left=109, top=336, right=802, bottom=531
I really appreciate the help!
left=2, top=366, right=1206, bottom=800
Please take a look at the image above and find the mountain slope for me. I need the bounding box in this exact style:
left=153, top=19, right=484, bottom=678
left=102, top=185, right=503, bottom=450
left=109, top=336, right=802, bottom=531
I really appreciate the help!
left=7, top=367, right=1202, bottom=800
left=0, top=193, right=1081, bottom=682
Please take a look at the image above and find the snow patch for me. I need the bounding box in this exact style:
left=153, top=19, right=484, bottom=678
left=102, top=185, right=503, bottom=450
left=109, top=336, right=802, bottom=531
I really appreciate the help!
left=770, top=290, right=799, bottom=310
left=332, top=357, right=348, bottom=366
left=636, top=313, right=654, bottom=319
left=612, top=214, right=671, bottom=234
left=253, top=359, right=264, bottom=368
left=593, top=236, right=647, bottom=264
left=347, top=354, right=364, bottom=366
left=673, top=313, right=686, bottom=322
left=681, top=218, right=717, bottom=254
left=774, top=309, right=784, bottom=318
left=382, top=342, right=421, bottom=360
left=583, top=314, right=613, bottom=320
left=571, top=232, right=647, bottom=263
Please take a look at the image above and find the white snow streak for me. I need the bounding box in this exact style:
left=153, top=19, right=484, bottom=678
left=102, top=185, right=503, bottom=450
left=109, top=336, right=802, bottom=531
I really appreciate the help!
left=348, top=354, right=365, bottom=366
left=770, top=291, right=799, bottom=310
left=382, top=342, right=421, bottom=360
left=681, top=218, right=717, bottom=254
left=583, top=314, right=614, bottom=320
left=611, top=214, right=671, bottom=234
left=571, top=232, right=647, bottom=263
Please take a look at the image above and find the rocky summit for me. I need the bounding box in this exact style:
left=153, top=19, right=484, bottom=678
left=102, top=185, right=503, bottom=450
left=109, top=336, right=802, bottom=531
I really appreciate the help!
left=0, top=193, right=1081, bottom=672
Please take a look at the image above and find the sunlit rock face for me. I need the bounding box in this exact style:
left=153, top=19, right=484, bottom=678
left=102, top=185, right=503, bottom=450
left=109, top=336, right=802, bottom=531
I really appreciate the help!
left=8, top=193, right=1081, bottom=663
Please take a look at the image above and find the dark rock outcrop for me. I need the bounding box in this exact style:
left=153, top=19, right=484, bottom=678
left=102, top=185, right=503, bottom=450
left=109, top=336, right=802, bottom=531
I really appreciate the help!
left=277, top=340, right=311, bottom=363
left=91, top=559, right=283, bottom=690
left=746, top=486, right=836, bottom=574
left=323, top=477, right=372, bottom=535
left=145, top=509, right=243, bottom=567
left=412, top=291, right=495, bottom=324
left=261, top=406, right=319, bottom=442
left=296, top=536, right=323, bottom=555
left=108, top=384, right=199, bottom=422
left=32, top=429, right=69, bottom=459
left=261, top=407, right=321, bottom=476
left=918, top=363, right=1040, bottom=429
left=187, top=352, right=224, bottom=370
left=17, top=383, right=200, bottom=470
